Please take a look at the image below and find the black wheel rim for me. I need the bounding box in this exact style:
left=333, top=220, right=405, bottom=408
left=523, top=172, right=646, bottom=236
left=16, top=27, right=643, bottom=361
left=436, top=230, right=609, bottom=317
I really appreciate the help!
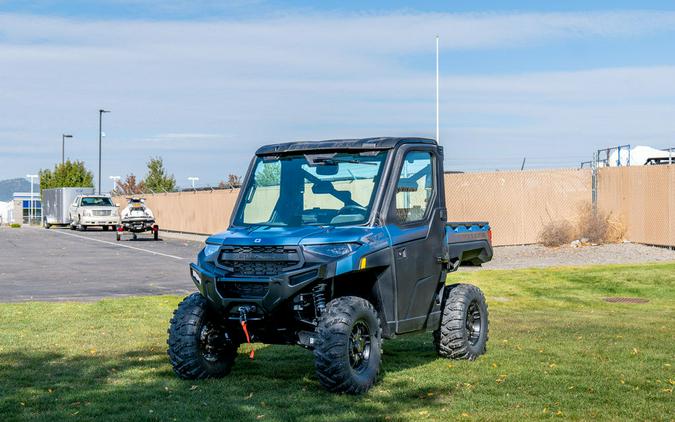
left=199, top=320, right=228, bottom=363
left=466, top=301, right=482, bottom=346
left=349, top=320, right=371, bottom=373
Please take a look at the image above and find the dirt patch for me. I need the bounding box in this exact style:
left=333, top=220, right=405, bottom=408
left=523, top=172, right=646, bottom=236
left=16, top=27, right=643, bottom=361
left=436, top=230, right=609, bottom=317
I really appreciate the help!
left=603, top=297, right=649, bottom=304
left=470, top=242, right=675, bottom=270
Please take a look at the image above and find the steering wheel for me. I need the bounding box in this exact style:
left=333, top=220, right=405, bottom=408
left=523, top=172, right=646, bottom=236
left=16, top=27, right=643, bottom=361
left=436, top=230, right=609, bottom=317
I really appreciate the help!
left=337, top=205, right=368, bottom=215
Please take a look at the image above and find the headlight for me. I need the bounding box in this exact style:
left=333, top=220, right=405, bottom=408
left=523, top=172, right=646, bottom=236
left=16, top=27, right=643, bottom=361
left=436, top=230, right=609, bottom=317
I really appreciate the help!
left=202, top=243, right=220, bottom=257
left=303, top=243, right=360, bottom=258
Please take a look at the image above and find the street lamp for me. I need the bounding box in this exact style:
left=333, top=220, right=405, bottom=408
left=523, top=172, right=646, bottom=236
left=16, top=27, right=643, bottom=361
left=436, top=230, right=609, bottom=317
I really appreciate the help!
left=187, top=176, right=199, bottom=190
left=109, top=176, right=121, bottom=194
left=98, top=109, right=111, bottom=194
left=26, top=174, right=38, bottom=225
left=61, top=134, right=73, bottom=165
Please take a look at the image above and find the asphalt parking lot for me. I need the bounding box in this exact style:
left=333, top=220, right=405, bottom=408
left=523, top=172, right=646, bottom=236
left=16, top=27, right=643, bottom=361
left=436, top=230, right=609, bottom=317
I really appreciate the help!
left=0, top=226, right=203, bottom=302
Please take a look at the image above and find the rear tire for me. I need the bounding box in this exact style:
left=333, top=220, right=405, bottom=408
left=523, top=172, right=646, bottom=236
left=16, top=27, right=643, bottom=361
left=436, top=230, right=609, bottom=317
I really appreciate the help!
left=167, top=293, right=239, bottom=380
left=314, top=296, right=382, bottom=394
left=434, top=284, right=488, bottom=360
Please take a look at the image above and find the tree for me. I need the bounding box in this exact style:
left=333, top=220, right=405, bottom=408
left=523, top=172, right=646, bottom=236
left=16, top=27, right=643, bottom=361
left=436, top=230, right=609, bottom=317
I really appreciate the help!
left=115, top=174, right=145, bottom=195
left=39, top=160, right=94, bottom=191
left=256, top=162, right=281, bottom=187
left=227, top=174, right=242, bottom=188
left=142, top=157, right=176, bottom=192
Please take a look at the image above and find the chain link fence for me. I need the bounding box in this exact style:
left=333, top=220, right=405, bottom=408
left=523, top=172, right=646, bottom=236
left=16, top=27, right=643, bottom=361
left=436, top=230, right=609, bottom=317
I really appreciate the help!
left=113, top=166, right=674, bottom=247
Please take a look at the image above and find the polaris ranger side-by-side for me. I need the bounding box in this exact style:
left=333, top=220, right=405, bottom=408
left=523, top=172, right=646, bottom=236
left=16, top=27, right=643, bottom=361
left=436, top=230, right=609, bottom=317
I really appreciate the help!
left=168, top=137, right=493, bottom=394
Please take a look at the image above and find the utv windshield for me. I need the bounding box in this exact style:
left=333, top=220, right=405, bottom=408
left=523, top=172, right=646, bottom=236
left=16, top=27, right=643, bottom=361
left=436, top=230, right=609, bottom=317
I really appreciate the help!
left=234, top=151, right=388, bottom=227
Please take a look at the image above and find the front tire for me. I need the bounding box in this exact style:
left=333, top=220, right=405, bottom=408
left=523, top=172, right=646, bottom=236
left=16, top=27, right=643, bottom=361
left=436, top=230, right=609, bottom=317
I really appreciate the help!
left=434, top=284, right=488, bottom=360
left=314, top=296, right=382, bottom=394
left=167, top=293, right=239, bottom=380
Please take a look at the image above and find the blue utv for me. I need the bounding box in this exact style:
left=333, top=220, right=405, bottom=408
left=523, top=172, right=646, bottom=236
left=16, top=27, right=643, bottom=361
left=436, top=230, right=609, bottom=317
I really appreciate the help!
left=168, top=137, right=493, bottom=394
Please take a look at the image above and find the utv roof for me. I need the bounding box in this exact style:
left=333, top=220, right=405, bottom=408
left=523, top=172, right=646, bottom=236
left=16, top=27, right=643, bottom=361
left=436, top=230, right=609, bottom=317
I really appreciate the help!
left=256, top=137, right=436, bottom=155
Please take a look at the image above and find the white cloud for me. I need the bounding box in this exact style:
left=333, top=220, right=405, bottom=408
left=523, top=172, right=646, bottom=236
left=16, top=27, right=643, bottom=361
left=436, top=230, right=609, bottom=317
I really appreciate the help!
left=0, top=10, right=674, bottom=182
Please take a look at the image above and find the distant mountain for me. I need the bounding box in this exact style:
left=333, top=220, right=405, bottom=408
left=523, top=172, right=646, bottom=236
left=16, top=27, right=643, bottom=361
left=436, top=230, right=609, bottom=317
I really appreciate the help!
left=0, top=178, right=37, bottom=201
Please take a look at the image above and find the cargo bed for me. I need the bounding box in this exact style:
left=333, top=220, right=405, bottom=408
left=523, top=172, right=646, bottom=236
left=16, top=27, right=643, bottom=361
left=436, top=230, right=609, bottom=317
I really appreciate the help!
left=446, top=222, right=493, bottom=267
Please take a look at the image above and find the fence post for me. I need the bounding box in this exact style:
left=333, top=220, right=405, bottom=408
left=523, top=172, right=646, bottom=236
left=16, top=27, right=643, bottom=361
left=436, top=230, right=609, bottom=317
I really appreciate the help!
left=591, top=151, right=598, bottom=213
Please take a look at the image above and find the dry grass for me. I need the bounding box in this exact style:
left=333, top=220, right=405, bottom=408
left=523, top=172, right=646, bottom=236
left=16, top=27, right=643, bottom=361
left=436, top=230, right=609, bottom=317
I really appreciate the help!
left=576, top=203, right=625, bottom=243
left=539, top=203, right=626, bottom=247
left=539, top=220, right=575, bottom=247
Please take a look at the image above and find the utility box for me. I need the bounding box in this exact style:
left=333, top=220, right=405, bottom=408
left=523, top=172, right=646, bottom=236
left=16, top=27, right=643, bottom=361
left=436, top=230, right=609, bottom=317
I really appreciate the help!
left=42, top=187, right=95, bottom=227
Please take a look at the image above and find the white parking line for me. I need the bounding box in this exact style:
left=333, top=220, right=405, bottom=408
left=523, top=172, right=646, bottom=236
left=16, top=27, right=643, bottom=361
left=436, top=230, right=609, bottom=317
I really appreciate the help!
left=48, top=229, right=184, bottom=260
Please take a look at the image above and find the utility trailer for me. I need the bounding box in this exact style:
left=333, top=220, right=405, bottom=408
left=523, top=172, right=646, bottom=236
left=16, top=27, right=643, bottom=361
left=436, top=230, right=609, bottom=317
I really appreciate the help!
left=42, top=187, right=95, bottom=228
left=167, top=137, right=493, bottom=394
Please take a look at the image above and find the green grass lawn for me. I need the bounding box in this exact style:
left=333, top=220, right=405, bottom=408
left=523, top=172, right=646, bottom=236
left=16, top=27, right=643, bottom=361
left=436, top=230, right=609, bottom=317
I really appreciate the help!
left=1, top=263, right=674, bottom=421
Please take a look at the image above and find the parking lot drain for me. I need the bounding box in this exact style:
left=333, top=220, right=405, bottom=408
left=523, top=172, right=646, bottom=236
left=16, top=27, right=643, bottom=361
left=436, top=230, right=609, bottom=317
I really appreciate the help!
left=602, top=297, right=649, bottom=304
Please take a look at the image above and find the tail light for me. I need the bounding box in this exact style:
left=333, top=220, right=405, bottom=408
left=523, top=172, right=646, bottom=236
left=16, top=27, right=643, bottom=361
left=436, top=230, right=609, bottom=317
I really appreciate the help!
left=488, top=229, right=493, bottom=244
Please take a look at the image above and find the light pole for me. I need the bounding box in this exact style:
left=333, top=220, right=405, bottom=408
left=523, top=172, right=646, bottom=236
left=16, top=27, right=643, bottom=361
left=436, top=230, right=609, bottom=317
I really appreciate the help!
left=26, top=174, right=38, bottom=225
left=98, top=109, right=110, bottom=194
left=109, top=176, right=121, bottom=194
left=435, top=35, right=440, bottom=145
left=61, top=134, right=73, bottom=165
left=187, top=176, right=199, bottom=190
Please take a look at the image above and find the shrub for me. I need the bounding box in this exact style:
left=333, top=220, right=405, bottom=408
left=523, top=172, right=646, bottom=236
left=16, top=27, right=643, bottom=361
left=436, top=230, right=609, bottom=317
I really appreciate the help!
left=576, top=203, right=625, bottom=244
left=538, top=203, right=626, bottom=247
left=10, top=223, right=21, bottom=228
left=539, top=220, right=575, bottom=247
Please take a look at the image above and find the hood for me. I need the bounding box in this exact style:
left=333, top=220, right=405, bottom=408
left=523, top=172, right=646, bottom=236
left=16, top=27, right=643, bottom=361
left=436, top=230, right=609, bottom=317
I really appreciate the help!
left=206, top=225, right=388, bottom=248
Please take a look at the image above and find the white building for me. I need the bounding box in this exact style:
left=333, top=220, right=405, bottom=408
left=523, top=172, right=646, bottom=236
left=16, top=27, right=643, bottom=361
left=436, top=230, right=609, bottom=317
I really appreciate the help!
left=0, top=201, right=11, bottom=225
left=606, top=145, right=674, bottom=167
left=11, top=192, right=41, bottom=224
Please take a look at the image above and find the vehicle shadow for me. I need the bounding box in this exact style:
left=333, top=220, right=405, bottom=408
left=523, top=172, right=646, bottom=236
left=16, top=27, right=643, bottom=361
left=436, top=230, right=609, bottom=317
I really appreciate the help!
left=0, top=334, right=449, bottom=420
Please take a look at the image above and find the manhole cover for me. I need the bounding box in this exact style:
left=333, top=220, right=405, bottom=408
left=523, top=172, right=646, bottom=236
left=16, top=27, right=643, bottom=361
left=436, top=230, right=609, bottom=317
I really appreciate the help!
left=603, top=297, right=649, bottom=304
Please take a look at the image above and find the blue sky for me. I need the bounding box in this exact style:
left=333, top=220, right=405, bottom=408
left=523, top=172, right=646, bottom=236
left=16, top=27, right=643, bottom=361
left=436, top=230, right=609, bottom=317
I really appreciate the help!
left=1, top=1, right=675, bottom=188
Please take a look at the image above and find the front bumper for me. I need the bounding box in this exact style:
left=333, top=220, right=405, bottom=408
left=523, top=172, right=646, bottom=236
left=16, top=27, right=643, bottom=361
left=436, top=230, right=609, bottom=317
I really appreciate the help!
left=81, top=216, right=121, bottom=226
left=190, top=262, right=331, bottom=320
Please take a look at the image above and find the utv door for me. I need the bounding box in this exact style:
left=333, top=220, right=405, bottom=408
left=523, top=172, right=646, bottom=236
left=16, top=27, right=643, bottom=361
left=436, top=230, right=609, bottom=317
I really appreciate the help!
left=385, top=146, right=446, bottom=333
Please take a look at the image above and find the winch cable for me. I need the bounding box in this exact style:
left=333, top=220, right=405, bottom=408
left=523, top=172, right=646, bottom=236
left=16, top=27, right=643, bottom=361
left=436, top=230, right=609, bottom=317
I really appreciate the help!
left=238, top=307, right=255, bottom=360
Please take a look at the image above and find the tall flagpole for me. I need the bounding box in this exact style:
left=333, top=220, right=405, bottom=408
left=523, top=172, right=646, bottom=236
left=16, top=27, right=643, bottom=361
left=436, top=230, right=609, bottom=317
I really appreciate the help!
left=435, top=35, right=440, bottom=144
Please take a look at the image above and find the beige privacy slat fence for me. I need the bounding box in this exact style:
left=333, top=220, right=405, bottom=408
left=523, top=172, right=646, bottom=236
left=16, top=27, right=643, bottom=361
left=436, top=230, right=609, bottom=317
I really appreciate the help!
left=444, top=169, right=592, bottom=245
left=597, top=165, right=674, bottom=247
left=114, top=165, right=674, bottom=247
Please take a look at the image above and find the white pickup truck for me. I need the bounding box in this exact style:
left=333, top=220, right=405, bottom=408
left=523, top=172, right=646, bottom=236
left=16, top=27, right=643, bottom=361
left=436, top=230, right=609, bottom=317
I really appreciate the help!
left=68, top=195, right=121, bottom=231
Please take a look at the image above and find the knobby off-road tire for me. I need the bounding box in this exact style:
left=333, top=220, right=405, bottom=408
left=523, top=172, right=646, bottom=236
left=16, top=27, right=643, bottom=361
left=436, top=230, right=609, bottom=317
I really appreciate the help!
left=434, top=284, right=488, bottom=360
left=314, top=296, right=382, bottom=394
left=167, top=293, right=239, bottom=380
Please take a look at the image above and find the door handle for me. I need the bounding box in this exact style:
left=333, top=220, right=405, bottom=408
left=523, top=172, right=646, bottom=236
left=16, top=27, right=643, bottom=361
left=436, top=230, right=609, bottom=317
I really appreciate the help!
left=395, top=247, right=407, bottom=260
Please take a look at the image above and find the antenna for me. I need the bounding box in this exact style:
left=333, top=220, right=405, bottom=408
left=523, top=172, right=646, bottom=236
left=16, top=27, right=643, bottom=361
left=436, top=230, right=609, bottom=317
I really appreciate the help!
left=435, top=35, right=440, bottom=144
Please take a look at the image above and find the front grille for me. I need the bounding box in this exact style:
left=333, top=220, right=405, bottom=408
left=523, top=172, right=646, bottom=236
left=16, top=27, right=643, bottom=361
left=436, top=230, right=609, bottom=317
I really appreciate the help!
left=92, top=210, right=111, bottom=216
left=218, top=245, right=302, bottom=276
left=217, top=281, right=269, bottom=298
